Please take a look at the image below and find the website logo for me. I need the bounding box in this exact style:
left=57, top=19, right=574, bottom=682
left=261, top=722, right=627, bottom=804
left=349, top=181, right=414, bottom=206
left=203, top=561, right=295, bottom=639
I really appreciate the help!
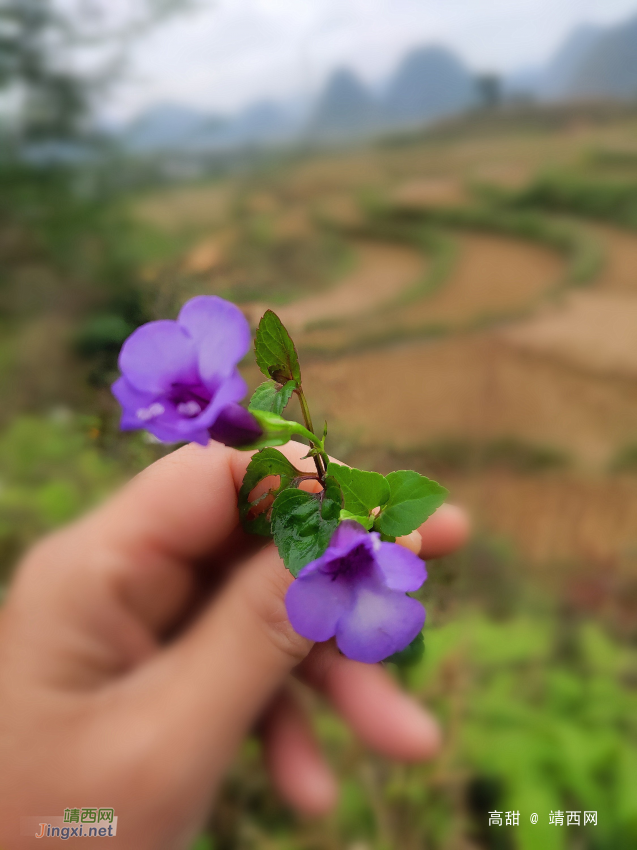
left=21, top=809, right=117, bottom=839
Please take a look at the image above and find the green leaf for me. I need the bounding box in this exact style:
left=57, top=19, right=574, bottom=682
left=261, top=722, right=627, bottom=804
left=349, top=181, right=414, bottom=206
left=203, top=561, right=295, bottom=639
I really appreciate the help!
left=327, top=462, right=390, bottom=517
left=255, top=310, right=302, bottom=385
left=339, top=509, right=374, bottom=530
left=376, top=470, right=448, bottom=538
left=271, top=475, right=342, bottom=576
left=249, top=380, right=297, bottom=416
left=238, top=448, right=305, bottom=536
left=386, top=631, right=424, bottom=667
left=237, top=409, right=317, bottom=451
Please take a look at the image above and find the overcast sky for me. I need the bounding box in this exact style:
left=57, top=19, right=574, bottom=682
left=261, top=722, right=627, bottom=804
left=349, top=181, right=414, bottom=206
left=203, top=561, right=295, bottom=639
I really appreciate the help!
left=106, top=0, right=637, bottom=120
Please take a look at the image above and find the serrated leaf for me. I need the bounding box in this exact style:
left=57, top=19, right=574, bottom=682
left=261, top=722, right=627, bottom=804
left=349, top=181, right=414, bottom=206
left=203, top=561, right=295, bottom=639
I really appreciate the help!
left=339, top=509, right=374, bottom=530
left=239, top=448, right=305, bottom=536
left=271, top=475, right=342, bottom=576
left=255, top=310, right=302, bottom=384
left=386, top=631, right=424, bottom=667
left=327, top=463, right=390, bottom=517
left=376, top=470, right=448, bottom=538
left=249, top=380, right=297, bottom=416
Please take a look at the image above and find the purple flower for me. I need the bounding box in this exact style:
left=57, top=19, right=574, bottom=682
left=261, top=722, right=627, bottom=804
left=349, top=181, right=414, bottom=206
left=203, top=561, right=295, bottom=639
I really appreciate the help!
left=112, top=295, right=262, bottom=447
left=285, top=520, right=426, bottom=663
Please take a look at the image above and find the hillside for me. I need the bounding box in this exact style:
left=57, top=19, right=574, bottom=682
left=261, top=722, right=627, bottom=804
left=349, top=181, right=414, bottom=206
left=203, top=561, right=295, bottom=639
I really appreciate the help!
left=309, top=69, right=380, bottom=140
left=539, top=24, right=604, bottom=100
left=384, top=46, right=477, bottom=126
left=567, top=14, right=637, bottom=100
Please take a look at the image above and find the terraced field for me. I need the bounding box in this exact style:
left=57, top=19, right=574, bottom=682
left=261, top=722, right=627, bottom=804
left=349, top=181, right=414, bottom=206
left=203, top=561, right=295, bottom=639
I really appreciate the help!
left=134, top=114, right=637, bottom=567
left=302, top=334, right=637, bottom=468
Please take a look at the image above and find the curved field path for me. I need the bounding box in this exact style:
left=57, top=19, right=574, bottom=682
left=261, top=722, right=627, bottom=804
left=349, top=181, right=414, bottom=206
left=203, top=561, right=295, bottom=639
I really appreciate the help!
left=300, top=231, right=565, bottom=353
left=500, top=224, right=637, bottom=378
left=243, top=240, right=425, bottom=333
left=398, top=232, right=563, bottom=328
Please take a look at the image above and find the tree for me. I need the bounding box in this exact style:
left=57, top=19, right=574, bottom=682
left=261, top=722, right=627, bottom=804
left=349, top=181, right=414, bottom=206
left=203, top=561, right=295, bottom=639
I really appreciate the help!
left=0, top=0, right=189, bottom=150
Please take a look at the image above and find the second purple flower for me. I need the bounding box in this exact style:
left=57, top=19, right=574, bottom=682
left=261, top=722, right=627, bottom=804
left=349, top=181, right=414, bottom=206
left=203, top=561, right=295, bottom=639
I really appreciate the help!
left=285, top=520, right=427, bottom=663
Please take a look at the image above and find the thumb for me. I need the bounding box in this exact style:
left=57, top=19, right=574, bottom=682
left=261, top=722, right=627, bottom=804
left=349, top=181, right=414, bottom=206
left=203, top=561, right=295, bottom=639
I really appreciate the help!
left=140, top=541, right=311, bottom=773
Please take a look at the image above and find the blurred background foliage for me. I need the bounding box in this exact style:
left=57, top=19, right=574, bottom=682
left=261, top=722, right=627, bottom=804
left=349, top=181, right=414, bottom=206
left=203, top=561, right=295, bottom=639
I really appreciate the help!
left=2, top=1, right=637, bottom=848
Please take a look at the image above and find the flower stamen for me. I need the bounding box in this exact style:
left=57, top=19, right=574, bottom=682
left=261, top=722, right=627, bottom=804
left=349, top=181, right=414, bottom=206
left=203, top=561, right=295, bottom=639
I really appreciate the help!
left=136, top=403, right=165, bottom=421
left=177, top=400, right=202, bottom=417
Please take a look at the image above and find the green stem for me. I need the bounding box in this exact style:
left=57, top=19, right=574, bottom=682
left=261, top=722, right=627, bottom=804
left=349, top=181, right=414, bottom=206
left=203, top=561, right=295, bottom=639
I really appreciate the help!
left=296, top=386, right=326, bottom=479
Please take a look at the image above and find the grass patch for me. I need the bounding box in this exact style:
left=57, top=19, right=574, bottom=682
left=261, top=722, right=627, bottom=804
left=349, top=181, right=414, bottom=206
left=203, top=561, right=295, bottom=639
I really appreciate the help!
left=355, top=437, right=571, bottom=477
left=587, top=146, right=637, bottom=170
left=610, top=443, right=637, bottom=473
left=355, top=220, right=458, bottom=308
left=499, top=172, right=637, bottom=229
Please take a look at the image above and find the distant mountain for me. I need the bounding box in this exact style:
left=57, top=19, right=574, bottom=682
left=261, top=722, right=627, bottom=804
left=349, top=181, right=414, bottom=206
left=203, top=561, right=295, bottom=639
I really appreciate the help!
left=228, top=100, right=297, bottom=144
left=309, top=69, right=380, bottom=140
left=307, top=49, right=478, bottom=141
left=506, top=14, right=637, bottom=103
left=566, top=14, right=637, bottom=100
left=123, top=104, right=221, bottom=153
left=384, top=46, right=477, bottom=126
left=118, top=15, right=637, bottom=158
left=538, top=24, right=604, bottom=100
left=121, top=99, right=303, bottom=154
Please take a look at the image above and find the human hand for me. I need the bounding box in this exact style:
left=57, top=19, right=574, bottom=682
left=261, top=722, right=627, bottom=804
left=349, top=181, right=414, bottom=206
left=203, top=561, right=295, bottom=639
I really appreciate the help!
left=0, top=441, right=468, bottom=849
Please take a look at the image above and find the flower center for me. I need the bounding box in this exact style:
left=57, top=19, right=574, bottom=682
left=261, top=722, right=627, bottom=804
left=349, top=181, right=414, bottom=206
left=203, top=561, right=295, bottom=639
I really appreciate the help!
left=136, top=402, right=165, bottom=421
left=169, top=383, right=212, bottom=418
left=327, top=542, right=374, bottom=582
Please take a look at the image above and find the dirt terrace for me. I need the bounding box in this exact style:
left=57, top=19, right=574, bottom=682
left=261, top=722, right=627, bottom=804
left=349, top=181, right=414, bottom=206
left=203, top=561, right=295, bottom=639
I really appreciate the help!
left=303, top=333, right=637, bottom=470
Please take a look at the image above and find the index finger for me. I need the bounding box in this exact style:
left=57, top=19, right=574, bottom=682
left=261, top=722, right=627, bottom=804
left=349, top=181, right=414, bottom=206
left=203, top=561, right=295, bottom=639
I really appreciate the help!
left=7, top=441, right=319, bottom=660
left=94, top=440, right=318, bottom=563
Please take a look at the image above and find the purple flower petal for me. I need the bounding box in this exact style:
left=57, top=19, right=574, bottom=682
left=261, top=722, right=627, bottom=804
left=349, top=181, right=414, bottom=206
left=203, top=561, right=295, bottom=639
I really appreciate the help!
left=328, top=520, right=372, bottom=554
left=208, top=403, right=262, bottom=448
left=148, top=419, right=210, bottom=446
left=375, top=542, right=427, bottom=591
left=178, top=296, right=251, bottom=383
left=119, top=321, right=198, bottom=394
left=335, top=584, right=425, bottom=663
left=111, top=376, right=158, bottom=431
left=286, top=569, right=353, bottom=642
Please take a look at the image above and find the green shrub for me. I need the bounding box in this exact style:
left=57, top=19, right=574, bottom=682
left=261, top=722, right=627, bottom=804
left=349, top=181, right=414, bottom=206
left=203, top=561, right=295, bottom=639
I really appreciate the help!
left=406, top=613, right=637, bottom=850
left=73, top=314, right=133, bottom=358
left=505, top=174, right=637, bottom=230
